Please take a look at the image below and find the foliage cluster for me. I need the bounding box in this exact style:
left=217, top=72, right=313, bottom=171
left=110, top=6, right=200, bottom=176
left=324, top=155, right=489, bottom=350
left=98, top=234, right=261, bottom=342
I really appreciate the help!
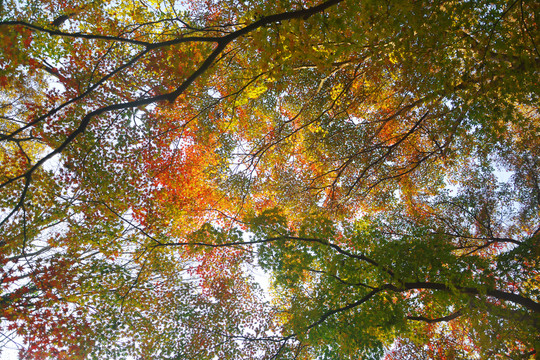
left=0, top=0, right=539, bottom=359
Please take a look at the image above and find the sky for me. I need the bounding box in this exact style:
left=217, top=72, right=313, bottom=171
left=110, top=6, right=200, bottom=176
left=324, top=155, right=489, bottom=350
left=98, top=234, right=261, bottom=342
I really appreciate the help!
left=1, top=343, right=19, bottom=359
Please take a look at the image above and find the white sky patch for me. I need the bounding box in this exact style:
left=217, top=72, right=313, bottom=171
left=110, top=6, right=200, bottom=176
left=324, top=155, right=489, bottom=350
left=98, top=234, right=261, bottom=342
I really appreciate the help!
left=41, top=151, right=62, bottom=173
left=0, top=344, right=20, bottom=360
left=251, top=259, right=271, bottom=301
left=208, top=88, right=222, bottom=99
left=495, top=168, right=513, bottom=183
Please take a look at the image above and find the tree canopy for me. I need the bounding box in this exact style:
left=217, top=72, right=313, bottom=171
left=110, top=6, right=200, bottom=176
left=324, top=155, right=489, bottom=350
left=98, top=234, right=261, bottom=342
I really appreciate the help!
left=0, top=0, right=539, bottom=358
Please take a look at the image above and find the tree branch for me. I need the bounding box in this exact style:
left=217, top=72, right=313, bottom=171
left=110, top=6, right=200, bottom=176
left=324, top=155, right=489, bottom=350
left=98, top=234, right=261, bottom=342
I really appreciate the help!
left=407, top=309, right=463, bottom=323
left=395, top=282, right=540, bottom=313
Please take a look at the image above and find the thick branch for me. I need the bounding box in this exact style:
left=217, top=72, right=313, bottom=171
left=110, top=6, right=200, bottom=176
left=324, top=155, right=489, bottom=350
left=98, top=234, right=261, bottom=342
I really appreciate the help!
left=393, top=282, right=540, bottom=313
left=160, top=234, right=393, bottom=277
left=305, top=288, right=382, bottom=332
left=0, top=20, right=150, bottom=47
left=407, top=310, right=463, bottom=323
